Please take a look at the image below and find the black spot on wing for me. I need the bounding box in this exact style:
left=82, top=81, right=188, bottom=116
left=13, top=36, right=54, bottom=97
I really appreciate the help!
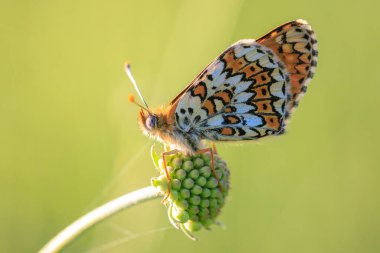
left=237, top=128, right=246, bottom=136
left=193, top=115, right=201, bottom=124
left=183, top=117, right=190, bottom=126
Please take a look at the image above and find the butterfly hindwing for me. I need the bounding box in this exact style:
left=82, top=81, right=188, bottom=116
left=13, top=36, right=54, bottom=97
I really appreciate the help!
left=175, top=40, right=291, bottom=141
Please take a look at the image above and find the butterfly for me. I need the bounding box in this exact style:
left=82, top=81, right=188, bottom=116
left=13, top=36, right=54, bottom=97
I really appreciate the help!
left=126, top=19, right=318, bottom=156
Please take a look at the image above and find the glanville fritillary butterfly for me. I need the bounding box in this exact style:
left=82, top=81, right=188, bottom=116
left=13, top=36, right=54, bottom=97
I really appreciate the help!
left=126, top=19, right=318, bottom=157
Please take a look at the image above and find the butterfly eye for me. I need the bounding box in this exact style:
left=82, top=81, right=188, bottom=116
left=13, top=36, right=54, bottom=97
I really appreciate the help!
left=146, top=115, right=158, bottom=130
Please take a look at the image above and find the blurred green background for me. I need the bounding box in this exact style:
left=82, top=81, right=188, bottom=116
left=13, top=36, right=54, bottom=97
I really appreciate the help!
left=1, top=0, right=379, bottom=252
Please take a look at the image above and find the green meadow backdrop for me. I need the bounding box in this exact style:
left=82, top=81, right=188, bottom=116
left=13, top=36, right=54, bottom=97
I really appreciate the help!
left=1, top=0, right=379, bottom=252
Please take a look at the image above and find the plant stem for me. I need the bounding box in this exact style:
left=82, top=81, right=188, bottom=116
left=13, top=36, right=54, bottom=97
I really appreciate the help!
left=38, top=186, right=162, bottom=253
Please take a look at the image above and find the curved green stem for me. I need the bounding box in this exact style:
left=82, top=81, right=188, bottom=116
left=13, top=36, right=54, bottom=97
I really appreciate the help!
left=39, top=186, right=162, bottom=253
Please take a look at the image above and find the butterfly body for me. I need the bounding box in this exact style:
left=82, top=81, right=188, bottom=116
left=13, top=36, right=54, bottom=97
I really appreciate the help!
left=136, top=19, right=318, bottom=155
left=138, top=106, right=202, bottom=153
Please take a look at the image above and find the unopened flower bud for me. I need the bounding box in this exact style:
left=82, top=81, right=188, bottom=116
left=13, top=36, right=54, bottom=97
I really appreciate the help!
left=196, top=176, right=207, bottom=186
left=193, top=157, right=204, bottom=168
left=175, top=169, right=187, bottom=180
left=182, top=160, right=194, bottom=171
left=183, top=178, right=194, bottom=189
left=199, top=166, right=211, bottom=178
left=189, top=169, right=200, bottom=179
left=206, top=177, right=218, bottom=188
left=191, top=185, right=203, bottom=195
left=171, top=179, right=181, bottom=191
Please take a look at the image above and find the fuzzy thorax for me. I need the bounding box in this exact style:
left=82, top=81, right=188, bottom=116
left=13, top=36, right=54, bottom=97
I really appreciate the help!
left=138, top=107, right=201, bottom=154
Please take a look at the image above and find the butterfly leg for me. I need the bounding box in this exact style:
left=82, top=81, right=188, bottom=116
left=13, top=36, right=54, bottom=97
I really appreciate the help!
left=212, top=143, right=218, bottom=154
left=196, top=147, right=223, bottom=192
left=161, top=149, right=179, bottom=202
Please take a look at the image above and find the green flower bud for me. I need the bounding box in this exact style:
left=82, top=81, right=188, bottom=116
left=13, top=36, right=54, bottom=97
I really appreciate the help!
left=198, top=208, right=210, bottom=220
left=184, top=220, right=202, bottom=232
left=175, top=169, right=187, bottom=180
left=200, top=199, right=210, bottom=208
left=172, top=157, right=183, bottom=168
left=201, top=188, right=211, bottom=198
left=180, top=188, right=191, bottom=199
left=188, top=205, right=200, bottom=215
left=171, top=179, right=181, bottom=191
left=199, top=166, right=211, bottom=178
left=219, top=179, right=228, bottom=189
left=183, top=178, right=194, bottom=189
left=215, top=169, right=223, bottom=180
left=189, top=169, right=200, bottom=179
left=210, top=188, right=222, bottom=199
left=206, top=177, right=218, bottom=188
left=174, top=199, right=189, bottom=210
left=196, top=176, right=207, bottom=186
left=189, top=214, right=199, bottom=222
left=191, top=185, right=203, bottom=195
left=209, top=207, right=218, bottom=217
left=217, top=163, right=226, bottom=171
left=189, top=195, right=201, bottom=206
left=193, top=157, right=204, bottom=168
left=209, top=198, right=218, bottom=208
left=172, top=207, right=189, bottom=223
left=182, top=160, right=194, bottom=171
left=201, top=219, right=214, bottom=228
left=170, top=190, right=179, bottom=200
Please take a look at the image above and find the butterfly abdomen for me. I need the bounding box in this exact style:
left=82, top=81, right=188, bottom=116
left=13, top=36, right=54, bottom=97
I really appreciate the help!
left=161, top=128, right=201, bottom=154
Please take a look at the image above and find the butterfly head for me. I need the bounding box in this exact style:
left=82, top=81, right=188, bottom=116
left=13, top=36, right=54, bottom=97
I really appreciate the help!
left=145, top=114, right=158, bottom=130
left=137, top=108, right=167, bottom=138
left=139, top=110, right=159, bottom=131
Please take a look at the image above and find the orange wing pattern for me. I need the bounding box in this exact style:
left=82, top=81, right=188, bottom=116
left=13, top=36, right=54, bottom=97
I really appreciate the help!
left=257, top=19, right=318, bottom=116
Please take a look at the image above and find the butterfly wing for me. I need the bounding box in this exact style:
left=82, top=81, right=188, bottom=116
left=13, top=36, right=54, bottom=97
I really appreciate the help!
left=256, top=19, right=318, bottom=114
left=174, top=20, right=317, bottom=141
left=175, top=40, right=290, bottom=141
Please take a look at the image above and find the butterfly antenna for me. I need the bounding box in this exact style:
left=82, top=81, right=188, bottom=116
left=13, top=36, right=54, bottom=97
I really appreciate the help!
left=128, top=94, right=150, bottom=112
left=124, top=63, right=150, bottom=111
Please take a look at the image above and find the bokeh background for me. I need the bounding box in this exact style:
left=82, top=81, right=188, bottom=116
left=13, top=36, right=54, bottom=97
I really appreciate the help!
left=1, top=0, right=379, bottom=252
